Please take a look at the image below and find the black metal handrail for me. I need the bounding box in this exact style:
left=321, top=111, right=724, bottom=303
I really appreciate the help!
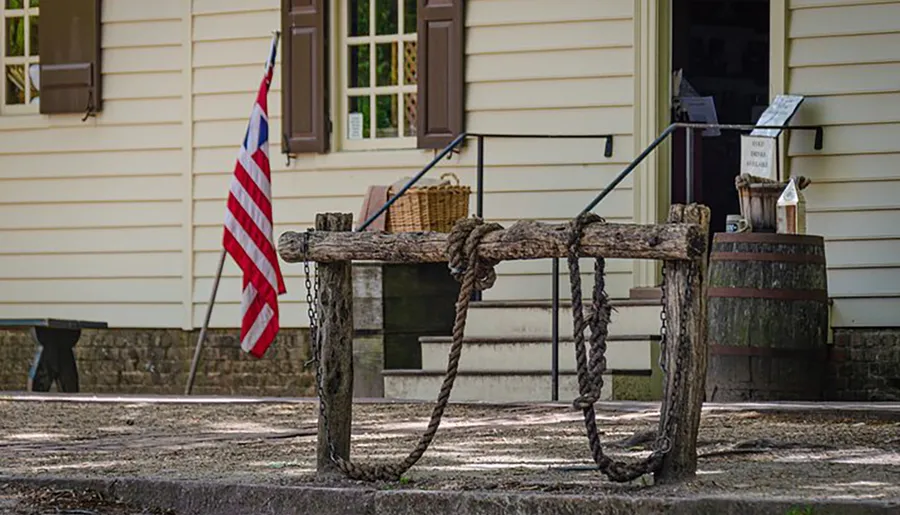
left=354, top=132, right=616, bottom=232
left=546, top=121, right=825, bottom=401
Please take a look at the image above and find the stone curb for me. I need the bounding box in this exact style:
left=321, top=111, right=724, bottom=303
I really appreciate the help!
left=3, top=476, right=899, bottom=515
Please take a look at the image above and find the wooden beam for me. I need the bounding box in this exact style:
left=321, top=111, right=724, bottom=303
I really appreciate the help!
left=655, top=203, right=710, bottom=484
left=279, top=218, right=705, bottom=264
left=315, top=213, right=354, bottom=478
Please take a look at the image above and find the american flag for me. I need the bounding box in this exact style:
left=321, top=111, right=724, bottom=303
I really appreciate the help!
left=222, top=34, right=287, bottom=358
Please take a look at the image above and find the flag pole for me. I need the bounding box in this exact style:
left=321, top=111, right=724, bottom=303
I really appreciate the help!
left=184, top=30, right=281, bottom=396
left=185, top=248, right=226, bottom=395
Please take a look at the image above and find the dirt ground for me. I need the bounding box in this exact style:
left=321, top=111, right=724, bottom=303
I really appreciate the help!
left=1, top=398, right=900, bottom=511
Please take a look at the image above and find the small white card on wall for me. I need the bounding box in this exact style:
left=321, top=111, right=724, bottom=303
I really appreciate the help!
left=348, top=112, right=364, bottom=140
left=740, top=135, right=777, bottom=180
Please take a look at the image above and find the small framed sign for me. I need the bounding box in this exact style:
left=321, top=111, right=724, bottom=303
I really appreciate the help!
left=348, top=112, right=364, bottom=140
left=740, top=135, right=777, bottom=180
left=751, top=95, right=805, bottom=138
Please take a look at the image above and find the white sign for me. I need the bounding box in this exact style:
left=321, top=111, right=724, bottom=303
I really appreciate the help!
left=740, top=135, right=777, bottom=180
left=680, top=96, right=720, bottom=137
left=348, top=112, right=364, bottom=140
left=751, top=95, right=805, bottom=138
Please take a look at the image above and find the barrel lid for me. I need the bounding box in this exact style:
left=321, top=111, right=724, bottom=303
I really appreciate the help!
left=713, top=232, right=824, bottom=245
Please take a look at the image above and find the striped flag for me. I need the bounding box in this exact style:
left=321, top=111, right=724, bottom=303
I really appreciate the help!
left=222, top=34, right=286, bottom=358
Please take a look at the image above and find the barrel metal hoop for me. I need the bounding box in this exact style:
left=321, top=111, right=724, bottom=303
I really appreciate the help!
left=707, top=287, right=829, bottom=302
left=709, top=251, right=826, bottom=265
left=712, top=233, right=825, bottom=246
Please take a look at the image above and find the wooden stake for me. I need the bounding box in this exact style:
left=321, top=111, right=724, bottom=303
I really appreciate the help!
left=656, top=203, right=710, bottom=483
left=315, top=213, right=354, bottom=477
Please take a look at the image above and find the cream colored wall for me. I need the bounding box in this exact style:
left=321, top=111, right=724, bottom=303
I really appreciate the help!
left=786, top=0, right=900, bottom=327
left=0, top=0, right=190, bottom=328
left=0, top=0, right=640, bottom=329
left=192, top=0, right=640, bottom=328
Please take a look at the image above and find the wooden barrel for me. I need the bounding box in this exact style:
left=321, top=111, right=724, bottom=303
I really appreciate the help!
left=706, top=233, right=829, bottom=402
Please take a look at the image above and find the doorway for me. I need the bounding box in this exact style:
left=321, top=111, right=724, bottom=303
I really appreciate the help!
left=670, top=0, right=771, bottom=235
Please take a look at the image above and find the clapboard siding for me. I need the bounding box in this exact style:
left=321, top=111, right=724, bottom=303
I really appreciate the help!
left=0, top=0, right=187, bottom=328
left=189, top=0, right=638, bottom=326
left=788, top=0, right=900, bottom=327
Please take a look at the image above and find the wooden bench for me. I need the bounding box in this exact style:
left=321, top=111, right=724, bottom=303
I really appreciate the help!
left=0, top=318, right=108, bottom=393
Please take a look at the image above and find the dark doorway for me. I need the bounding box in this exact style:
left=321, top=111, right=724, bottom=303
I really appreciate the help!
left=671, top=0, right=771, bottom=235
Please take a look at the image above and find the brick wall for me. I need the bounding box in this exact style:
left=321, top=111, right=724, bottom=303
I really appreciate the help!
left=0, top=328, right=315, bottom=396
left=827, top=328, right=900, bottom=401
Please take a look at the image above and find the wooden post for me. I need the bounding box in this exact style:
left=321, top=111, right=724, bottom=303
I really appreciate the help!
left=315, top=213, right=354, bottom=477
left=655, top=203, right=710, bottom=483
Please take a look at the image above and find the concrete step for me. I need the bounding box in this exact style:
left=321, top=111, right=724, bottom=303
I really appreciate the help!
left=464, top=300, right=663, bottom=339
left=418, top=335, right=659, bottom=373
left=382, top=370, right=604, bottom=403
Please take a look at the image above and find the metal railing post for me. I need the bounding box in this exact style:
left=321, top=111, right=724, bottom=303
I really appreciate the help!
left=685, top=127, right=695, bottom=204
left=474, top=135, right=485, bottom=302
left=551, top=256, right=560, bottom=402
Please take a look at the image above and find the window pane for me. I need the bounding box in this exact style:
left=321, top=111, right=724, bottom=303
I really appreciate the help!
left=29, top=15, right=38, bottom=56
left=5, top=0, right=23, bottom=8
left=402, top=41, right=416, bottom=85
left=29, top=0, right=38, bottom=7
left=348, top=96, right=371, bottom=139
left=403, top=93, right=417, bottom=137
left=348, top=0, right=369, bottom=36
left=348, top=44, right=370, bottom=88
left=375, top=42, right=397, bottom=86
left=28, top=63, right=38, bottom=102
left=375, top=0, right=398, bottom=35
left=375, top=94, right=398, bottom=138
left=5, top=65, right=25, bottom=105
left=5, top=17, right=25, bottom=57
left=404, top=0, right=416, bottom=34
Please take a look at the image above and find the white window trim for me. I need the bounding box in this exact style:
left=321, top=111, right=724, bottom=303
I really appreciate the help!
left=337, top=0, right=418, bottom=151
left=1, top=3, right=40, bottom=115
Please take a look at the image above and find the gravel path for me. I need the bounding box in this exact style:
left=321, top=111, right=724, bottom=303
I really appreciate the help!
left=1, top=399, right=899, bottom=504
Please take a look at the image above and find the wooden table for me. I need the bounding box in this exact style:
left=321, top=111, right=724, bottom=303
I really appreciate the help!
left=0, top=318, right=108, bottom=393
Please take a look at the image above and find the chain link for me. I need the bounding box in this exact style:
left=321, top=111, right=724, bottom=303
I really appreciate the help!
left=303, top=248, right=339, bottom=466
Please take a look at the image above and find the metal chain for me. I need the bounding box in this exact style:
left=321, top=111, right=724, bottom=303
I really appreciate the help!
left=658, top=263, right=668, bottom=375
left=303, top=251, right=339, bottom=465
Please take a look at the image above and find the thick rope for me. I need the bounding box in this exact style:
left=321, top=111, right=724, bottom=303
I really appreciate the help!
left=327, top=217, right=502, bottom=481
left=567, top=212, right=667, bottom=482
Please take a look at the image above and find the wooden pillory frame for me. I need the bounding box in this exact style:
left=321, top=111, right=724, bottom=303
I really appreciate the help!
left=277, top=204, right=711, bottom=484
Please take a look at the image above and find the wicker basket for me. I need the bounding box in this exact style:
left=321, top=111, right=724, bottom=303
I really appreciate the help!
left=386, top=172, right=471, bottom=233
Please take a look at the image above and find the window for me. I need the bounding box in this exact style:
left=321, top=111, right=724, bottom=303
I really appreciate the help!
left=342, top=0, right=418, bottom=149
left=1, top=0, right=40, bottom=113
left=1, top=0, right=101, bottom=117
left=281, top=0, right=464, bottom=155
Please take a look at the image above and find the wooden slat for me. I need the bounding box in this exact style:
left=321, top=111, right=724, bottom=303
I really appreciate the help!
left=105, top=72, right=183, bottom=100
left=104, top=46, right=183, bottom=73
left=0, top=175, right=182, bottom=204
left=193, top=9, right=277, bottom=42
left=103, top=20, right=183, bottom=48
left=467, top=19, right=632, bottom=55
left=790, top=153, right=900, bottom=182
left=824, top=239, right=900, bottom=268
left=789, top=63, right=900, bottom=96
left=807, top=209, right=900, bottom=238
left=103, top=0, right=181, bottom=22
left=0, top=227, right=183, bottom=254
left=0, top=278, right=183, bottom=303
left=0, top=252, right=182, bottom=279
left=792, top=93, right=900, bottom=126
left=828, top=267, right=900, bottom=297
left=467, top=77, right=633, bottom=110
left=468, top=106, right=633, bottom=135
left=831, top=297, right=900, bottom=327
left=0, top=125, right=182, bottom=154
left=467, top=48, right=633, bottom=83
left=0, top=201, right=183, bottom=230
left=0, top=149, right=182, bottom=179
left=790, top=33, right=900, bottom=68
left=789, top=3, right=900, bottom=38
left=787, top=122, right=900, bottom=156
left=466, top=0, right=632, bottom=26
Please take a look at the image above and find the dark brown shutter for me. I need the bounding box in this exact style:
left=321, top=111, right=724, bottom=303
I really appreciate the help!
left=38, top=0, right=102, bottom=116
left=282, top=0, right=329, bottom=154
left=417, top=0, right=465, bottom=149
